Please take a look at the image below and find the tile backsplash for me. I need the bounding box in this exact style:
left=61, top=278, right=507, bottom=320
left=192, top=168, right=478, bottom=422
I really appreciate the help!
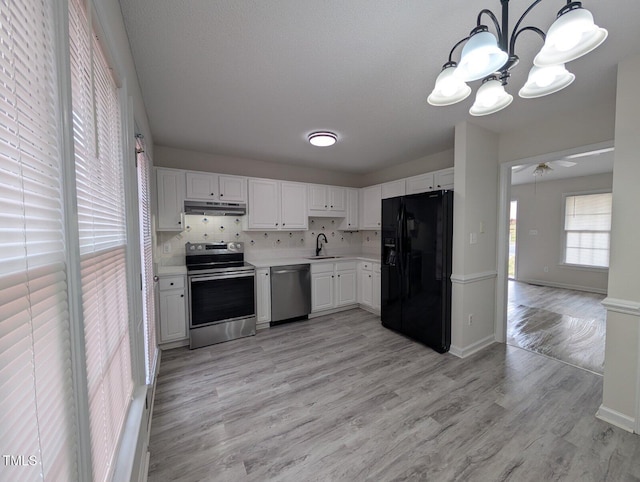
left=156, top=215, right=381, bottom=266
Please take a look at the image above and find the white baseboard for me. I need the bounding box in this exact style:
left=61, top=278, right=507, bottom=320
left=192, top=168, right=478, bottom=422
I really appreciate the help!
left=449, top=335, right=496, bottom=358
left=158, top=339, right=189, bottom=350
left=358, top=304, right=380, bottom=316
left=596, top=404, right=635, bottom=433
left=256, top=322, right=271, bottom=330
left=516, top=278, right=607, bottom=295
left=308, top=304, right=359, bottom=319
left=138, top=451, right=150, bottom=482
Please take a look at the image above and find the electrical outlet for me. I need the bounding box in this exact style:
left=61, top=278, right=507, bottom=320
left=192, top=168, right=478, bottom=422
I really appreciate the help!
left=162, top=242, right=171, bottom=254
left=469, top=232, right=478, bottom=244
left=543, top=266, right=549, bottom=273
left=468, top=314, right=473, bottom=326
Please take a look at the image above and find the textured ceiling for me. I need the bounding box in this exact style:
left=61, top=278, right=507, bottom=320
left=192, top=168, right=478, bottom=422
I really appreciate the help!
left=118, top=0, right=640, bottom=173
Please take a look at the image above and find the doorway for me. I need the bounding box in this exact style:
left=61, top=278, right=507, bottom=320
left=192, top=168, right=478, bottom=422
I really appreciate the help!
left=496, top=142, right=613, bottom=374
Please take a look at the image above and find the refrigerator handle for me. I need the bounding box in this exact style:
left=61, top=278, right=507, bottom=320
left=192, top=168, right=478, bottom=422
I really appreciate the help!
left=397, top=203, right=405, bottom=279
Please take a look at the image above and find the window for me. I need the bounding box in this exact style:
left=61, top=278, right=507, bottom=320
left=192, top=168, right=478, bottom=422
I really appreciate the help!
left=136, top=135, right=157, bottom=384
left=0, top=0, right=78, bottom=479
left=564, top=192, right=612, bottom=268
left=69, top=0, right=133, bottom=479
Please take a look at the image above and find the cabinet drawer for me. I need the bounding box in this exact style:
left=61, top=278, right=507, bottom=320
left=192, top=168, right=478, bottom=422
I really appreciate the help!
left=159, top=276, right=185, bottom=291
left=335, top=261, right=357, bottom=271
left=311, top=263, right=335, bottom=274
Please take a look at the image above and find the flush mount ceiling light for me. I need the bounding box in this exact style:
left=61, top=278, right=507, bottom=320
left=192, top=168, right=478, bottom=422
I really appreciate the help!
left=427, top=1, right=607, bottom=116
left=308, top=131, right=337, bottom=147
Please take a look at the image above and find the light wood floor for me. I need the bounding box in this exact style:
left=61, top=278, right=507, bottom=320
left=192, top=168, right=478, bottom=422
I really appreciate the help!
left=149, top=309, right=639, bottom=481
left=508, top=281, right=606, bottom=374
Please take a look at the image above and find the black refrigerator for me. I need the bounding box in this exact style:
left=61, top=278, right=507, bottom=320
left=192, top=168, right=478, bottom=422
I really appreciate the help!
left=381, top=190, right=453, bottom=353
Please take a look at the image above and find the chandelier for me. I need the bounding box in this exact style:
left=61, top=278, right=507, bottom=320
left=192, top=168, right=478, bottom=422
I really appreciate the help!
left=427, top=1, right=607, bottom=116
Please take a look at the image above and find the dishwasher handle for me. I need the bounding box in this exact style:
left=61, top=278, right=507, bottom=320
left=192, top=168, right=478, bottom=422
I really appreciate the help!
left=272, top=268, right=307, bottom=275
left=270, top=264, right=310, bottom=275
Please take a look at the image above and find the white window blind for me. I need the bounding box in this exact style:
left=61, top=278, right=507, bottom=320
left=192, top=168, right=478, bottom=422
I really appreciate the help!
left=564, top=192, right=612, bottom=268
left=0, top=0, right=78, bottom=480
left=69, top=0, right=133, bottom=480
left=136, top=135, right=157, bottom=384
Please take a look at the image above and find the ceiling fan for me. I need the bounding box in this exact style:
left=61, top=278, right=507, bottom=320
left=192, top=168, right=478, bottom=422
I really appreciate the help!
left=512, top=160, right=577, bottom=177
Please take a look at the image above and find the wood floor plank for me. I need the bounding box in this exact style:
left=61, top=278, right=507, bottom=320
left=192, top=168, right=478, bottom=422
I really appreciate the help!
left=149, top=308, right=639, bottom=482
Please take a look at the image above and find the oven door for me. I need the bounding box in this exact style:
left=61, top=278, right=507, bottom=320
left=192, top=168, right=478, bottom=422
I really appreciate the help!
left=188, top=270, right=255, bottom=328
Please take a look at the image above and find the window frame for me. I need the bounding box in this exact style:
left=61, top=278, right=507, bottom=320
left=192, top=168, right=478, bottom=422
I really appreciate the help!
left=560, top=189, right=612, bottom=270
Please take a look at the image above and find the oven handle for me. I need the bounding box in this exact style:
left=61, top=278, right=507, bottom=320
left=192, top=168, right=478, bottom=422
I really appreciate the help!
left=189, top=272, right=255, bottom=282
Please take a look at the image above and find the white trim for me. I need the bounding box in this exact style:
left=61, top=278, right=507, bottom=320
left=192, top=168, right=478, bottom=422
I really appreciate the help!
left=636, top=316, right=640, bottom=434
left=256, top=322, right=271, bottom=330
left=139, top=451, right=150, bottom=482
left=601, top=297, right=640, bottom=316
left=596, top=404, right=635, bottom=433
left=112, top=387, right=148, bottom=482
left=450, top=271, right=497, bottom=284
left=449, top=335, right=496, bottom=358
left=516, top=278, right=608, bottom=295
left=359, top=304, right=381, bottom=316
left=308, top=304, right=359, bottom=318
left=158, top=339, right=189, bottom=350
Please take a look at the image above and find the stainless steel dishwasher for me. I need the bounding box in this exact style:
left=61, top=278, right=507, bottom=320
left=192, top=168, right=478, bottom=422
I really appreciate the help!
left=270, top=264, right=311, bottom=324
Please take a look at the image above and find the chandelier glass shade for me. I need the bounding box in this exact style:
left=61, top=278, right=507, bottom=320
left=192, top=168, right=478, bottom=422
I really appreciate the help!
left=427, top=1, right=607, bottom=116
left=427, top=64, right=472, bottom=106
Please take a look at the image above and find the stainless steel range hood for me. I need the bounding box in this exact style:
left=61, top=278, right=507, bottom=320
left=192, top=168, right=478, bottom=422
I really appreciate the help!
left=184, top=200, right=246, bottom=216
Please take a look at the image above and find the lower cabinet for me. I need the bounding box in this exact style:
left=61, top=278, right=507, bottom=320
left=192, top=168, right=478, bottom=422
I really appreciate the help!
left=358, top=261, right=381, bottom=312
left=158, top=275, right=188, bottom=344
left=311, top=261, right=357, bottom=313
left=255, top=268, right=271, bottom=327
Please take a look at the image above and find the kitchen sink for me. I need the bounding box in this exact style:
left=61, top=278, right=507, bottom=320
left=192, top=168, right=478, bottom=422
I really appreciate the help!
left=305, top=255, right=343, bottom=260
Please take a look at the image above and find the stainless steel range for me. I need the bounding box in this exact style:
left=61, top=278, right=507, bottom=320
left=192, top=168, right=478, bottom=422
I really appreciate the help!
left=186, top=242, right=256, bottom=349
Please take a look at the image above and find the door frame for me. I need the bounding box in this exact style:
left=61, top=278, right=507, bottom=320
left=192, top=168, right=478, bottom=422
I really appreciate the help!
left=495, top=140, right=614, bottom=343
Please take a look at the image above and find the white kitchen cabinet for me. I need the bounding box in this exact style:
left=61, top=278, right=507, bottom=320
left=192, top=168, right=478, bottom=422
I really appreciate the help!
left=434, top=168, right=454, bottom=190
left=335, top=263, right=357, bottom=306
left=218, top=174, right=247, bottom=202
left=406, top=173, right=435, bottom=195
left=255, top=268, right=271, bottom=326
left=360, top=185, right=381, bottom=230
left=311, top=264, right=335, bottom=312
left=381, top=179, right=406, bottom=199
left=156, top=168, right=185, bottom=231
left=358, top=261, right=381, bottom=312
left=186, top=171, right=218, bottom=200
left=311, top=261, right=357, bottom=313
left=247, top=178, right=279, bottom=229
left=308, top=184, right=346, bottom=216
left=372, top=263, right=381, bottom=311
left=338, top=188, right=359, bottom=231
left=158, top=275, right=188, bottom=343
left=247, top=179, right=307, bottom=230
left=280, top=182, right=308, bottom=229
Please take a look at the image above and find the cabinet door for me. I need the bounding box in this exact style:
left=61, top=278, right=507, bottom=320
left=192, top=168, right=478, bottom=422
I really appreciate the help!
left=406, top=173, right=435, bottom=195
left=336, top=269, right=357, bottom=306
left=256, top=268, right=271, bottom=324
left=328, top=186, right=346, bottom=213
left=360, top=185, right=381, bottom=229
left=308, top=184, right=328, bottom=212
left=372, top=264, right=381, bottom=310
left=219, top=175, right=247, bottom=202
left=186, top=171, right=218, bottom=200
left=339, top=188, right=358, bottom=231
left=280, top=182, right=308, bottom=230
left=311, top=272, right=334, bottom=312
left=360, top=268, right=373, bottom=307
left=247, top=178, right=279, bottom=229
left=156, top=168, right=185, bottom=231
left=381, top=180, right=406, bottom=199
left=159, top=289, right=187, bottom=342
left=434, top=168, right=454, bottom=190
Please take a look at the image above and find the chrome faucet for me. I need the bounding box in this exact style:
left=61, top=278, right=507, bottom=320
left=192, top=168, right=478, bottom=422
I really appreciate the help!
left=316, top=233, right=328, bottom=257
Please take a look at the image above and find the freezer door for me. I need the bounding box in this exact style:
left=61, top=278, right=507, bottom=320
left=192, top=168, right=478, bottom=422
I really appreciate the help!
left=381, top=197, right=402, bottom=331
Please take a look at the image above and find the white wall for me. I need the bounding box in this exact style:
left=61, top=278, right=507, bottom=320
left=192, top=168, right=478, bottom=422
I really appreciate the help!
left=511, top=173, right=612, bottom=293
left=155, top=145, right=363, bottom=187
left=598, top=54, right=640, bottom=432
left=450, top=122, right=499, bottom=357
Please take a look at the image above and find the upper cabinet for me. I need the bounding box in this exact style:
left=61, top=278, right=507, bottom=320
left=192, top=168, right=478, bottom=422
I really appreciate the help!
left=308, top=185, right=346, bottom=216
left=381, top=179, right=406, bottom=199
left=246, top=178, right=308, bottom=230
left=156, top=168, right=185, bottom=231
left=360, top=185, right=382, bottom=230
left=405, top=168, right=454, bottom=195
left=186, top=171, right=247, bottom=202
left=338, top=188, right=359, bottom=231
